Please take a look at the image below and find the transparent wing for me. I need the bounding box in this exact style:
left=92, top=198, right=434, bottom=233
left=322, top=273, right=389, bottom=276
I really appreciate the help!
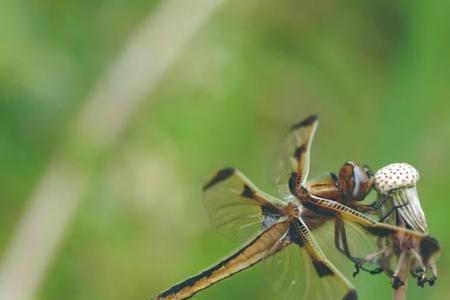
left=264, top=243, right=316, bottom=300
left=203, top=168, right=287, bottom=242
left=310, top=216, right=382, bottom=277
left=272, top=115, right=319, bottom=199
left=264, top=219, right=356, bottom=300
left=156, top=221, right=290, bottom=300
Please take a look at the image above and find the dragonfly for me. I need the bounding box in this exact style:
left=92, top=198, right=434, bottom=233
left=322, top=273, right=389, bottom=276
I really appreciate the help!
left=155, top=115, right=439, bottom=300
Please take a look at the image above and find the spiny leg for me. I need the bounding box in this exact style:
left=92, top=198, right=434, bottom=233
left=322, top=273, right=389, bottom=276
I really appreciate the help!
left=369, top=195, right=389, bottom=210
left=426, top=257, right=438, bottom=286
left=392, top=250, right=407, bottom=289
left=379, top=203, right=409, bottom=223
left=409, top=248, right=425, bottom=283
left=409, top=249, right=437, bottom=287
left=352, top=246, right=387, bottom=277
left=333, top=218, right=383, bottom=277
left=334, top=218, right=351, bottom=258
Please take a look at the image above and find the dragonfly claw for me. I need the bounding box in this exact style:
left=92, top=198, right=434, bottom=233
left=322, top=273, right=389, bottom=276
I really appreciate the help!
left=353, top=262, right=383, bottom=277
left=392, top=276, right=405, bottom=289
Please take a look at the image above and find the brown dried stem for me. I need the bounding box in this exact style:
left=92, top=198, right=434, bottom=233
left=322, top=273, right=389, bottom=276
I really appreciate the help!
left=393, top=258, right=409, bottom=300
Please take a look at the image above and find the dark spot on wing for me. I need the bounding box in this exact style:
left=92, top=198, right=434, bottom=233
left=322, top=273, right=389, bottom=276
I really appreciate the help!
left=261, top=205, right=280, bottom=216
left=158, top=236, right=258, bottom=298
left=343, top=289, right=358, bottom=300
left=312, top=260, right=334, bottom=277
left=203, top=167, right=235, bottom=190
left=365, top=225, right=392, bottom=237
left=420, top=236, right=440, bottom=264
left=299, top=189, right=335, bottom=217
left=302, top=201, right=335, bottom=217
left=288, top=172, right=299, bottom=196
left=290, top=114, right=318, bottom=130
left=241, top=184, right=254, bottom=198
left=159, top=256, right=222, bottom=297
left=158, top=288, right=175, bottom=298
left=293, top=144, right=307, bottom=161
left=288, top=223, right=304, bottom=247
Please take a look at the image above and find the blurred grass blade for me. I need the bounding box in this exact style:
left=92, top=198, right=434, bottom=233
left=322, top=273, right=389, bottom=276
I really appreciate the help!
left=0, top=1, right=224, bottom=299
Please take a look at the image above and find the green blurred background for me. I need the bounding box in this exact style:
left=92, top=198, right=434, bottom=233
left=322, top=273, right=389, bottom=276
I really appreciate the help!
left=0, top=0, right=449, bottom=299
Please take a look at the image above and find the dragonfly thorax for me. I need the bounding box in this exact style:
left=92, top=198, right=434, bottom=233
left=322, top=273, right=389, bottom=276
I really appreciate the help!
left=284, top=201, right=301, bottom=220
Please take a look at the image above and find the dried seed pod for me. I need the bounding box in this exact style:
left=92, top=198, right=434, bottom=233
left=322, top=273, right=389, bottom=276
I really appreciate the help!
left=374, top=163, right=427, bottom=233
left=373, top=163, right=438, bottom=290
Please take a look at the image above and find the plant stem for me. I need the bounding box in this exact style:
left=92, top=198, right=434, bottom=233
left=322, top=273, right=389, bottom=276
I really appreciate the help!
left=393, top=258, right=409, bottom=300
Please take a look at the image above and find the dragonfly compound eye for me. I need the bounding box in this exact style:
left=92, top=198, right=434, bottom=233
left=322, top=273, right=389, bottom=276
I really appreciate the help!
left=351, top=164, right=372, bottom=201
left=339, top=162, right=372, bottom=201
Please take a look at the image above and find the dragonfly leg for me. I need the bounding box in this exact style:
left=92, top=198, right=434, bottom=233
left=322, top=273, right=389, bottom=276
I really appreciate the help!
left=369, top=195, right=389, bottom=210
left=409, top=249, right=437, bottom=287
left=427, top=257, right=438, bottom=286
left=379, top=203, right=409, bottom=223
left=349, top=202, right=378, bottom=215
left=332, top=218, right=385, bottom=277
left=334, top=218, right=351, bottom=258
left=392, top=250, right=407, bottom=289
left=353, top=246, right=393, bottom=276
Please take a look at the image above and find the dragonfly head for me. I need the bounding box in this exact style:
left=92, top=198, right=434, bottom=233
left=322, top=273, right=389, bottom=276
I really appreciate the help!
left=339, top=161, right=373, bottom=201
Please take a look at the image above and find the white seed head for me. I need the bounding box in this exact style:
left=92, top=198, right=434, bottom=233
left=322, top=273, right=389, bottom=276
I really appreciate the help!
left=373, top=163, right=419, bottom=194
left=374, top=163, right=427, bottom=233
